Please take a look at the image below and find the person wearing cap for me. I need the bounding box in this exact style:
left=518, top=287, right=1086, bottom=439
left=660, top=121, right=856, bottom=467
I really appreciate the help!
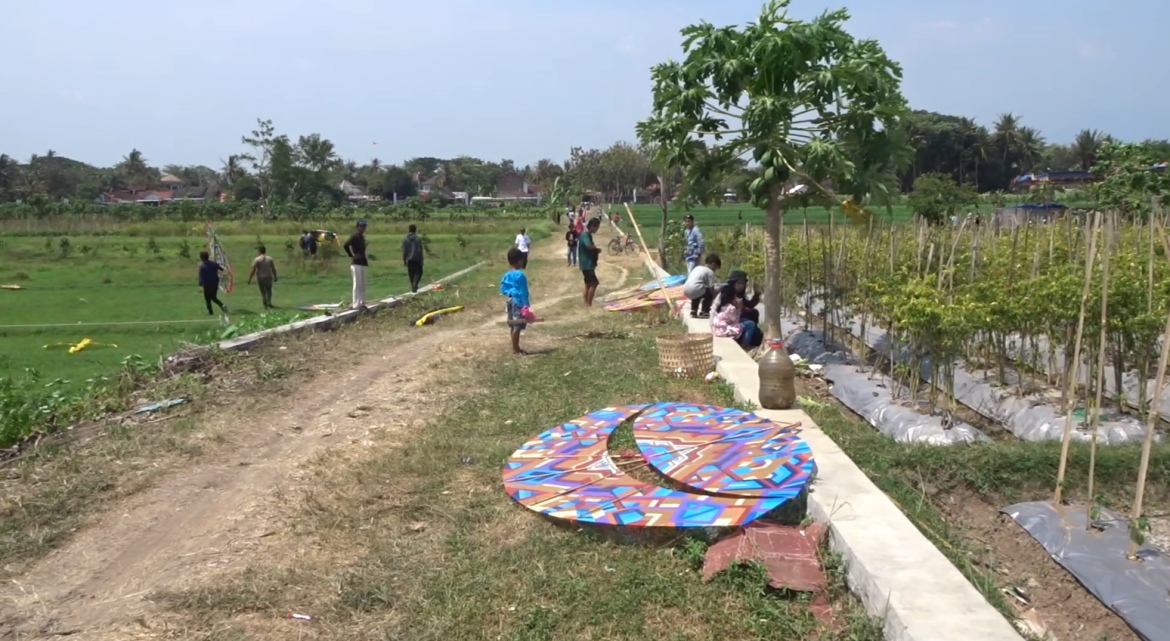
left=344, top=220, right=369, bottom=308
left=711, top=270, right=762, bottom=350
left=683, top=214, right=704, bottom=273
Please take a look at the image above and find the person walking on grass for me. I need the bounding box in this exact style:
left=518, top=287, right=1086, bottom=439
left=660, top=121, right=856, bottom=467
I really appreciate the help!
left=344, top=220, right=369, bottom=309
left=565, top=223, right=580, bottom=267
left=579, top=217, right=601, bottom=307
left=198, top=250, right=228, bottom=316
left=683, top=253, right=721, bottom=318
left=514, top=227, right=532, bottom=269
left=500, top=248, right=532, bottom=355
left=402, top=224, right=424, bottom=293
left=247, top=245, right=278, bottom=309
left=684, top=214, right=704, bottom=273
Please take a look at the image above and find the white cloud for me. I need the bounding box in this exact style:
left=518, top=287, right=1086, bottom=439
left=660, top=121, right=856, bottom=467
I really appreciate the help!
left=57, top=90, right=92, bottom=104
left=1077, top=40, right=1115, bottom=60
left=615, top=35, right=643, bottom=56
left=918, top=20, right=957, bottom=32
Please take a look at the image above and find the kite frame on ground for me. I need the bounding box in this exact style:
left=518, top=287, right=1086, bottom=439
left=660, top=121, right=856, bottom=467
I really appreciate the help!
left=502, top=403, right=814, bottom=529
left=205, top=221, right=234, bottom=294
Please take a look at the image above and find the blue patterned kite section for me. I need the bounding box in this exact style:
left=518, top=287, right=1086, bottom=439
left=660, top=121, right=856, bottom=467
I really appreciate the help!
left=501, top=403, right=814, bottom=528
left=633, top=402, right=814, bottom=500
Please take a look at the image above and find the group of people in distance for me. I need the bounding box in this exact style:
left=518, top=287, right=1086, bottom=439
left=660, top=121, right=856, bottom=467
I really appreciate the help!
left=196, top=220, right=428, bottom=316
left=341, top=220, right=427, bottom=309
left=195, top=206, right=761, bottom=354
left=679, top=214, right=762, bottom=350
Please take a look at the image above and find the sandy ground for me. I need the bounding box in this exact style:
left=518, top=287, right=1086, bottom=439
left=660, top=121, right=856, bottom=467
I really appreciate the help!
left=0, top=222, right=647, bottom=640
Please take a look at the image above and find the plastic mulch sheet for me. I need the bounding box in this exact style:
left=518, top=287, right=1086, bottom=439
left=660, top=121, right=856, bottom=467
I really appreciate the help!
left=1003, top=501, right=1170, bottom=641
left=802, top=296, right=1147, bottom=445
left=1005, top=332, right=1170, bottom=425
left=778, top=317, right=987, bottom=445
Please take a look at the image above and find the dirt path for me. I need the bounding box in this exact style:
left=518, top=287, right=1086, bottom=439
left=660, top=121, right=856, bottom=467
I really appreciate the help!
left=1, top=226, right=643, bottom=640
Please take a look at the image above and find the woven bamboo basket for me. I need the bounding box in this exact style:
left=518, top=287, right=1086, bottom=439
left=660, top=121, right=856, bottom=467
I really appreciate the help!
left=656, top=333, right=715, bottom=378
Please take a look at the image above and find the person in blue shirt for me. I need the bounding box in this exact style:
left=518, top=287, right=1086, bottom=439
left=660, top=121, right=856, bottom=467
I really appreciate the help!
left=197, top=250, right=228, bottom=316
left=684, top=214, right=705, bottom=273
left=500, top=247, right=531, bottom=355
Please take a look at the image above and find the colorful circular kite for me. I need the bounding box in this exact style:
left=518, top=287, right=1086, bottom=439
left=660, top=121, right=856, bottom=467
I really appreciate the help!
left=502, top=403, right=815, bottom=529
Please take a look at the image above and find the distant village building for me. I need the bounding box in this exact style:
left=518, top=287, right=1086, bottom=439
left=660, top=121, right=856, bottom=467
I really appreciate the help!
left=470, top=172, right=541, bottom=205
left=95, top=184, right=221, bottom=205
left=339, top=180, right=379, bottom=203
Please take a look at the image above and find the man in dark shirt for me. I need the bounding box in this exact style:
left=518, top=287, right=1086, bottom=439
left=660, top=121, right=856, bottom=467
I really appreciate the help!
left=402, top=224, right=424, bottom=293
left=343, top=220, right=369, bottom=308
left=565, top=224, right=579, bottom=266
left=197, top=250, right=228, bottom=316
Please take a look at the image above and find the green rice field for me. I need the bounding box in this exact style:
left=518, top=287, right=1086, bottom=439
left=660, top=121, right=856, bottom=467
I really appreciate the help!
left=0, top=221, right=548, bottom=386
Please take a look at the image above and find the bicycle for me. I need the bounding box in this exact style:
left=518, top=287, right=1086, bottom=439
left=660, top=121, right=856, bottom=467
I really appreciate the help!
left=607, top=234, right=640, bottom=256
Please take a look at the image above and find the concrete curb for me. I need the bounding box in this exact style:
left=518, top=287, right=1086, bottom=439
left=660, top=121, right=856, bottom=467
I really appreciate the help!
left=681, top=315, right=1022, bottom=641
left=207, top=261, right=487, bottom=354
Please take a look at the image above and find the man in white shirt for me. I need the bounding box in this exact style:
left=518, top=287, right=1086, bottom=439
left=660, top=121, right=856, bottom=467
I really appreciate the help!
left=683, top=254, right=721, bottom=318
left=514, top=228, right=532, bottom=269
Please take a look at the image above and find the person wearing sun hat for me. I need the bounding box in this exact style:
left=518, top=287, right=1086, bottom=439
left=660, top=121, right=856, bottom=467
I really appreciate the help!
left=711, top=269, right=762, bottom=350
left=344, top=219, right=369, bottom=308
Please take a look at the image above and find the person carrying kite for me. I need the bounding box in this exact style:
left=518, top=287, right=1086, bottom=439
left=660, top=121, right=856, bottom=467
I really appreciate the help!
left=198, top=250, right=229, bottom=316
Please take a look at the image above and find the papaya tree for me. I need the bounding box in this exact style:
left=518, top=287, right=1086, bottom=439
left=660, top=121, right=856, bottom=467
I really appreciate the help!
left=637, top=0, right=910, bottom=337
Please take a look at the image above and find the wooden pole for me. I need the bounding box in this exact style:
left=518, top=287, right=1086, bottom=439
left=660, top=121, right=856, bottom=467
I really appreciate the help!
left=1130, top=217, right=1170, bottom=557
left=624, top=203, right=675, bottom=310
left=1086, top=212, right=1113, bottom=528
left=1054, top=211, right=1100, bottom=505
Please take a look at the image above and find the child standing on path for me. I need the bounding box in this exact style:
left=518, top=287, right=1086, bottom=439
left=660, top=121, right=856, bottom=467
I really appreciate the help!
left=500, top=248, right=531, bottom=355
left=197, top=250, right=229, bottom=316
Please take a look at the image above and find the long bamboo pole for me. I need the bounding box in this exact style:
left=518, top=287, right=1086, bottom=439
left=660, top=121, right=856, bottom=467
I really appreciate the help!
left=623, top=203, right=675, bottom=310
left=1086, top=212, right=1113, bottom=528
left=1129, top=217, right=1170, bottom=557
left=1054, top=211, right=1101, bottom=505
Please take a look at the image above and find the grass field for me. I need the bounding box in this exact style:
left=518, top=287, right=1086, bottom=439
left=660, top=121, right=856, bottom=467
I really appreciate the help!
left=0, top=220, right=549, bottom=386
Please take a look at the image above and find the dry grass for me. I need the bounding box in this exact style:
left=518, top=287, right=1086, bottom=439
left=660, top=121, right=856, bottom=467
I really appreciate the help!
left=152, top=312, right=883, bottom=641
left=0, top=275, right=499, bottom=583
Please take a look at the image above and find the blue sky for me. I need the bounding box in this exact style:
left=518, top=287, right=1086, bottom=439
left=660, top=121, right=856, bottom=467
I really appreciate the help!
left=0, top=0, right=1165, bottom=169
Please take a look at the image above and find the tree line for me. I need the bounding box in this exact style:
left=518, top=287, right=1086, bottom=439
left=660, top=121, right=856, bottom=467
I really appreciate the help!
left=1, top=112, right=1167, bottom=210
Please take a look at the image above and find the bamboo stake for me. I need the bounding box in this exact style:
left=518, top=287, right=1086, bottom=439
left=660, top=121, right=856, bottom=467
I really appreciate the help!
left=1130, top=218, right=1170, bottom=557
left=1086, top=212, right=1113, bottom=528
left=1148, top=214, right=1156, bottom=314
left=623, top=203, right=674, bottom=310
left=1054, top=211, right=1101, bottom=505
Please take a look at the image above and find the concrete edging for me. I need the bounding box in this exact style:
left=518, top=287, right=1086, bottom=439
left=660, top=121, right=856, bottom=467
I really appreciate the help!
left=211, top=261, right=487, bottom=353
left=681, top=315, right=1022, bottom=641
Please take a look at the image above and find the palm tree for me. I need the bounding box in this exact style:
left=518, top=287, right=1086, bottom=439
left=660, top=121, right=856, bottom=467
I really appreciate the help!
left=993, top=113, right=1021, bottom=165
left=1015, top=127, right=1046, bottom=172
left=965, top=127, right=990, bottom=190
left=119, top=149, right=150, bottom=186
left=955, top=117, right=979, bottom=184
left=296, top=134, right=338, bottom=173
left=220, top=155, right=247, bottom=186
left=1072, top=129, right=1107, bottom=171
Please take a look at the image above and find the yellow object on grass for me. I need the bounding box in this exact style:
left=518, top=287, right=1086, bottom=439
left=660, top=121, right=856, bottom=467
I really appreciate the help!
left=413, top=306, right=465, bottom=326
left=43, top=338, right=119, bottom=354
